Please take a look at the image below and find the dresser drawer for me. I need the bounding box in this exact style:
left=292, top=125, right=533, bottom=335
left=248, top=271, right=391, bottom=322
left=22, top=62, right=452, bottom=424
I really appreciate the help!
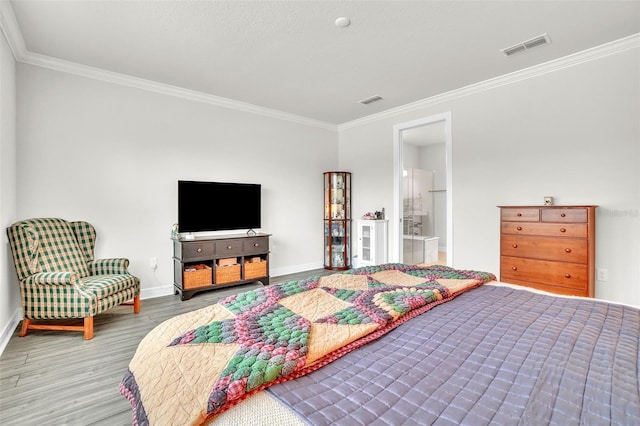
left=500, top=256, right=588, bottom=291
left=180, top=242, right=214, bottom=259
left=541, top=208, right=588, bottom=223
left=501, top=222, right=588, bottom=238
left=501, top=236, right=588, bottom=263
left=243, top=237, right=269, bottom=255
left=215, top=239, right=244, bottom=256
left=501, top=208, right=540, bottom=222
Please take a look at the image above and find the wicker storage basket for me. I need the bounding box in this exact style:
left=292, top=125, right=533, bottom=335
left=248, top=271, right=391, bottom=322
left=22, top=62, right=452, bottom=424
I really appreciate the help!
left=244, top=259, right=267, bottom=279
left=183, top=264, right=212, bottom=289
left=215, top=264, right=241, bottom=284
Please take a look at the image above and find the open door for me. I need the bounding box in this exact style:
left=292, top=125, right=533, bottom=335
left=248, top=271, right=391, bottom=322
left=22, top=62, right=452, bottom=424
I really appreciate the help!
left=392, top=113, right=452, bottom=266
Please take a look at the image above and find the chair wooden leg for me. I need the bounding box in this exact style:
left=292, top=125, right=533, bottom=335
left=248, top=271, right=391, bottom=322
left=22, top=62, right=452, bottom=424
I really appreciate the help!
left=133, top=294, right=141, bottom=313
left=83, top=316, right=94, bottom=340
left=19, top=318, right=30, bottom=337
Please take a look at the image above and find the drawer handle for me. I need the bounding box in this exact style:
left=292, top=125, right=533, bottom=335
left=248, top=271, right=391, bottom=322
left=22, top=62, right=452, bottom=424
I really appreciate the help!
left=196, top=248, right=202, bottom=253
left=517, top=213, right=522, bottom=217
left=227, top=245, right=232, bottom=250
left=561, top=213, right=566, bottom=217
left=254, top=243, right=259, bottom=247
left=512, top=244, right=518, bottom=248
left=560, top=228, right=566, bottom=233
left=516, top=226, right=523, bottom=231
left=565, top=273, right=571, bottom=278
left=512, top=266, right=518, bottom=271
left=565, top=248, right=571, bottom=253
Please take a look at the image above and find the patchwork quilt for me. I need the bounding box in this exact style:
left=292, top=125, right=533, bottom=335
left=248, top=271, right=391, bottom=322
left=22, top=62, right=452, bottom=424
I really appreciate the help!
left=119, top=264, right=496, bottom=425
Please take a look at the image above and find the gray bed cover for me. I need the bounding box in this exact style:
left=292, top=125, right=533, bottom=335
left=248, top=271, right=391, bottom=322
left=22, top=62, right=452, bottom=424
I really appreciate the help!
left=266, top=285, right=640, bottom=425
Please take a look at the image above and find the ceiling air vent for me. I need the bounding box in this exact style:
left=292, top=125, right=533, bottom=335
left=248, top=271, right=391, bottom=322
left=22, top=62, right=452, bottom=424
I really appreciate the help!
left=358, top=95, right=383, bottom=105
left=501, top=33, right=551, bottom=56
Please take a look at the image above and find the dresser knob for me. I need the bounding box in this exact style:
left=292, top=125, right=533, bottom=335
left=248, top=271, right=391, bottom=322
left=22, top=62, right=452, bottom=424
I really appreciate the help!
left=565, top=248, right=571, bottom=253
left=561, top=213, right=566, bottom=217
left=196, top=248, right=202, bottom=253
left=517, top=226, right=523, bottom=231
left=227, top=245, right=232, bottom=250
left=512, top=266, right=518, bottom=271
left=517, top=213, right=522, bottom=217
left=512, top=244, right=518, bottom=248
left=565, top=273, right=571, bottom=278
left=254, top=243, right=259, bottom=247
left=560, top=228, right=566, bottom=233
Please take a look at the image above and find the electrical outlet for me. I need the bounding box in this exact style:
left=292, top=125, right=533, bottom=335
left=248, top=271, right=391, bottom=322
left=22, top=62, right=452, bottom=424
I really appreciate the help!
left=596, top=268, right=608, bottom=281
left=150, top=257, right=158, bottom=269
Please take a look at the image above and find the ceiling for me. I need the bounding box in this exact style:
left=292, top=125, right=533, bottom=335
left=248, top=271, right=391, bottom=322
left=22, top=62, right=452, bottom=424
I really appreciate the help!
left=4, top=0, right=640, bottom=126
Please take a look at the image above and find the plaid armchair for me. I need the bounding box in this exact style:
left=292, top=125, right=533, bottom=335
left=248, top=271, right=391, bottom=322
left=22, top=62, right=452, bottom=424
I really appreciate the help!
left=7, top=217, right=141, bottom=339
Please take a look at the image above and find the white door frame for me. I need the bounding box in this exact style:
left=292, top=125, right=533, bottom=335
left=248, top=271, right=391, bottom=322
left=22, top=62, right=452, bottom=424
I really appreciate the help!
left=392, top=112, right=453, bottom=265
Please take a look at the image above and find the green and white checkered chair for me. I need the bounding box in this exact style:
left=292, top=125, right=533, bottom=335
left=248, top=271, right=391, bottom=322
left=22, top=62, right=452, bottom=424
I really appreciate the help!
left=6, top=217, right=141, bottom=339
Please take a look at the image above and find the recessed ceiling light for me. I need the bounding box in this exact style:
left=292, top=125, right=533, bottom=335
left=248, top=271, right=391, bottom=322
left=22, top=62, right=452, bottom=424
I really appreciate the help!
left=335, top=17, right=351, bottom=28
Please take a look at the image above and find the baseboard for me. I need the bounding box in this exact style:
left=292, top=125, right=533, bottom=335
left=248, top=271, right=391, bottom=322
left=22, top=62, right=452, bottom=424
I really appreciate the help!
left=0, top=308, right=22, bottom=356
left=270, top=261, right=324, bottom=278
left=140, top=284, right=174, bottom=300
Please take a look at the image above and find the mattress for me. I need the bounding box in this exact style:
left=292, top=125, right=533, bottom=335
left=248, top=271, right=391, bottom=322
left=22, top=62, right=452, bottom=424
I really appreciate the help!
left=216, top=282, right=640, bottom=425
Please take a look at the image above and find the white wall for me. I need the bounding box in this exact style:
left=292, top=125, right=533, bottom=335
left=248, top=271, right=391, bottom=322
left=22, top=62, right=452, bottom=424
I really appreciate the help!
left=15, top=64, right=338, bottom=302
left=339, top=47, right=640, bottom=307
left=0, top=29, right=19, bottom=352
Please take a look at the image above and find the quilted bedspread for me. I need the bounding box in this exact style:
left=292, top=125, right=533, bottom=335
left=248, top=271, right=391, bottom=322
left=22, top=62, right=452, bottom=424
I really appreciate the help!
left=267, top=284, right=640, bottom=425
left=119, top=264, right=495, bottom=425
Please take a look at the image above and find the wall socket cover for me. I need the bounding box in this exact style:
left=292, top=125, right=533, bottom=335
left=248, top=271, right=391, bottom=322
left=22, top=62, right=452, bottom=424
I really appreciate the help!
left=544, top=196, right=554, bottom=206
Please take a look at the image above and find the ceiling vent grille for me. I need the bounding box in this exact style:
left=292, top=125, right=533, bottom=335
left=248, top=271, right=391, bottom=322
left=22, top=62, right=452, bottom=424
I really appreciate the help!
left=501, top=33, right=551, bottom=56
left=358, top=95, right=383, bottom=105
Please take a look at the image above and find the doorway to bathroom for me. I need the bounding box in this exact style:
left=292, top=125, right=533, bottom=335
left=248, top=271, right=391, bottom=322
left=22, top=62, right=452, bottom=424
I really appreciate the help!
left=392, top=113, right=452, bottom=266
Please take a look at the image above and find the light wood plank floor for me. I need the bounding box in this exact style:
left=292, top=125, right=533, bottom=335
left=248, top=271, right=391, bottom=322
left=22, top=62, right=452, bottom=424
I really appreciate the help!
left=0, top=269, right=333, bottom=426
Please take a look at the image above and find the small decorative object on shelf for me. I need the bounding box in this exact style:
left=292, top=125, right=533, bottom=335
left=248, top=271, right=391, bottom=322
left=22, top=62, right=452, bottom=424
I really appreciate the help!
left=324, top=171, right=351, bottom=270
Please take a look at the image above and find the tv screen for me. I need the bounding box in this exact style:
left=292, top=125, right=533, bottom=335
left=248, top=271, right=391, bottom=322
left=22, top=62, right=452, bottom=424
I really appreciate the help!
left=178, top=180, right=261, bottom=233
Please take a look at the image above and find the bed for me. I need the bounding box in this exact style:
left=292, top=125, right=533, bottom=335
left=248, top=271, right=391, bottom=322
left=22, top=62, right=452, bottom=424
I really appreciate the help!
left=119, top=263, right=640, bottom=425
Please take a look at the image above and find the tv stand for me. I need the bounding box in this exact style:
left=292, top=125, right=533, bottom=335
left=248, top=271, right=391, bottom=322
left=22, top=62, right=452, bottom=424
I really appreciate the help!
left=172, top=233, right=270, bottom=301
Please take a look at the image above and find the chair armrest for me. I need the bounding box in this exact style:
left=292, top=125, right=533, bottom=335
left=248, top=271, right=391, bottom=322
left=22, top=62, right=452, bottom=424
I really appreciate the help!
left=23, top=272, right=79, bottom=286
left=89, top=258, right=131, bottom=275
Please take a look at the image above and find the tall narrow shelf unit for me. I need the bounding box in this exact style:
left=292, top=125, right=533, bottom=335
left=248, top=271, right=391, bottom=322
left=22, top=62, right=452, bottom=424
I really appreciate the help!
left=324, top=172, right=351, bottom=270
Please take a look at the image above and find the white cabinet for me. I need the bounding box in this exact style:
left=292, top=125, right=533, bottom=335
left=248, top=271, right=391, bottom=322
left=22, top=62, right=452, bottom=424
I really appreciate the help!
left=357, top=220, right=388, bottom=266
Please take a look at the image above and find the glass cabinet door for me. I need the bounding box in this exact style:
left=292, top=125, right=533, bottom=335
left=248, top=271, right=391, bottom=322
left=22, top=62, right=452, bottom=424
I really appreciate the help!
left=324, top=172, right=351, bottom=270
left=361, top=223, right=372, bottom=262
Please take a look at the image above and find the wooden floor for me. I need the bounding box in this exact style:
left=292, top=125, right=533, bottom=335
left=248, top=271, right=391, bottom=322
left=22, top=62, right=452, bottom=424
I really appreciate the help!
left=0, top=268, right=333, bottom=426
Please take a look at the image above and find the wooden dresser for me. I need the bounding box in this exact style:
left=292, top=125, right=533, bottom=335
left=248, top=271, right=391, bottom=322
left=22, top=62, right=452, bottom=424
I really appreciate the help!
left=498, top=205, right=597, bottom=297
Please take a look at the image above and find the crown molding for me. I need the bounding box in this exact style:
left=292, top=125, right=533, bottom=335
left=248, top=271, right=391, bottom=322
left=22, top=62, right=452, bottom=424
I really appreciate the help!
left=338, top=33, right=640, bottom=131
left=18, top=51, right=338, bottom=130
left=1, top=2, right=637, bottom=133
left=0, top=0, right=25, bottom=59
left=0, top=2, right=336, bottom=132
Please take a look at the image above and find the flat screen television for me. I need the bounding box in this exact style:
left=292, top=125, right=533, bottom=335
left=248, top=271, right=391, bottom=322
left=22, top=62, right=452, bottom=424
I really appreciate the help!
left=178, top=180, right=261, bottom=233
